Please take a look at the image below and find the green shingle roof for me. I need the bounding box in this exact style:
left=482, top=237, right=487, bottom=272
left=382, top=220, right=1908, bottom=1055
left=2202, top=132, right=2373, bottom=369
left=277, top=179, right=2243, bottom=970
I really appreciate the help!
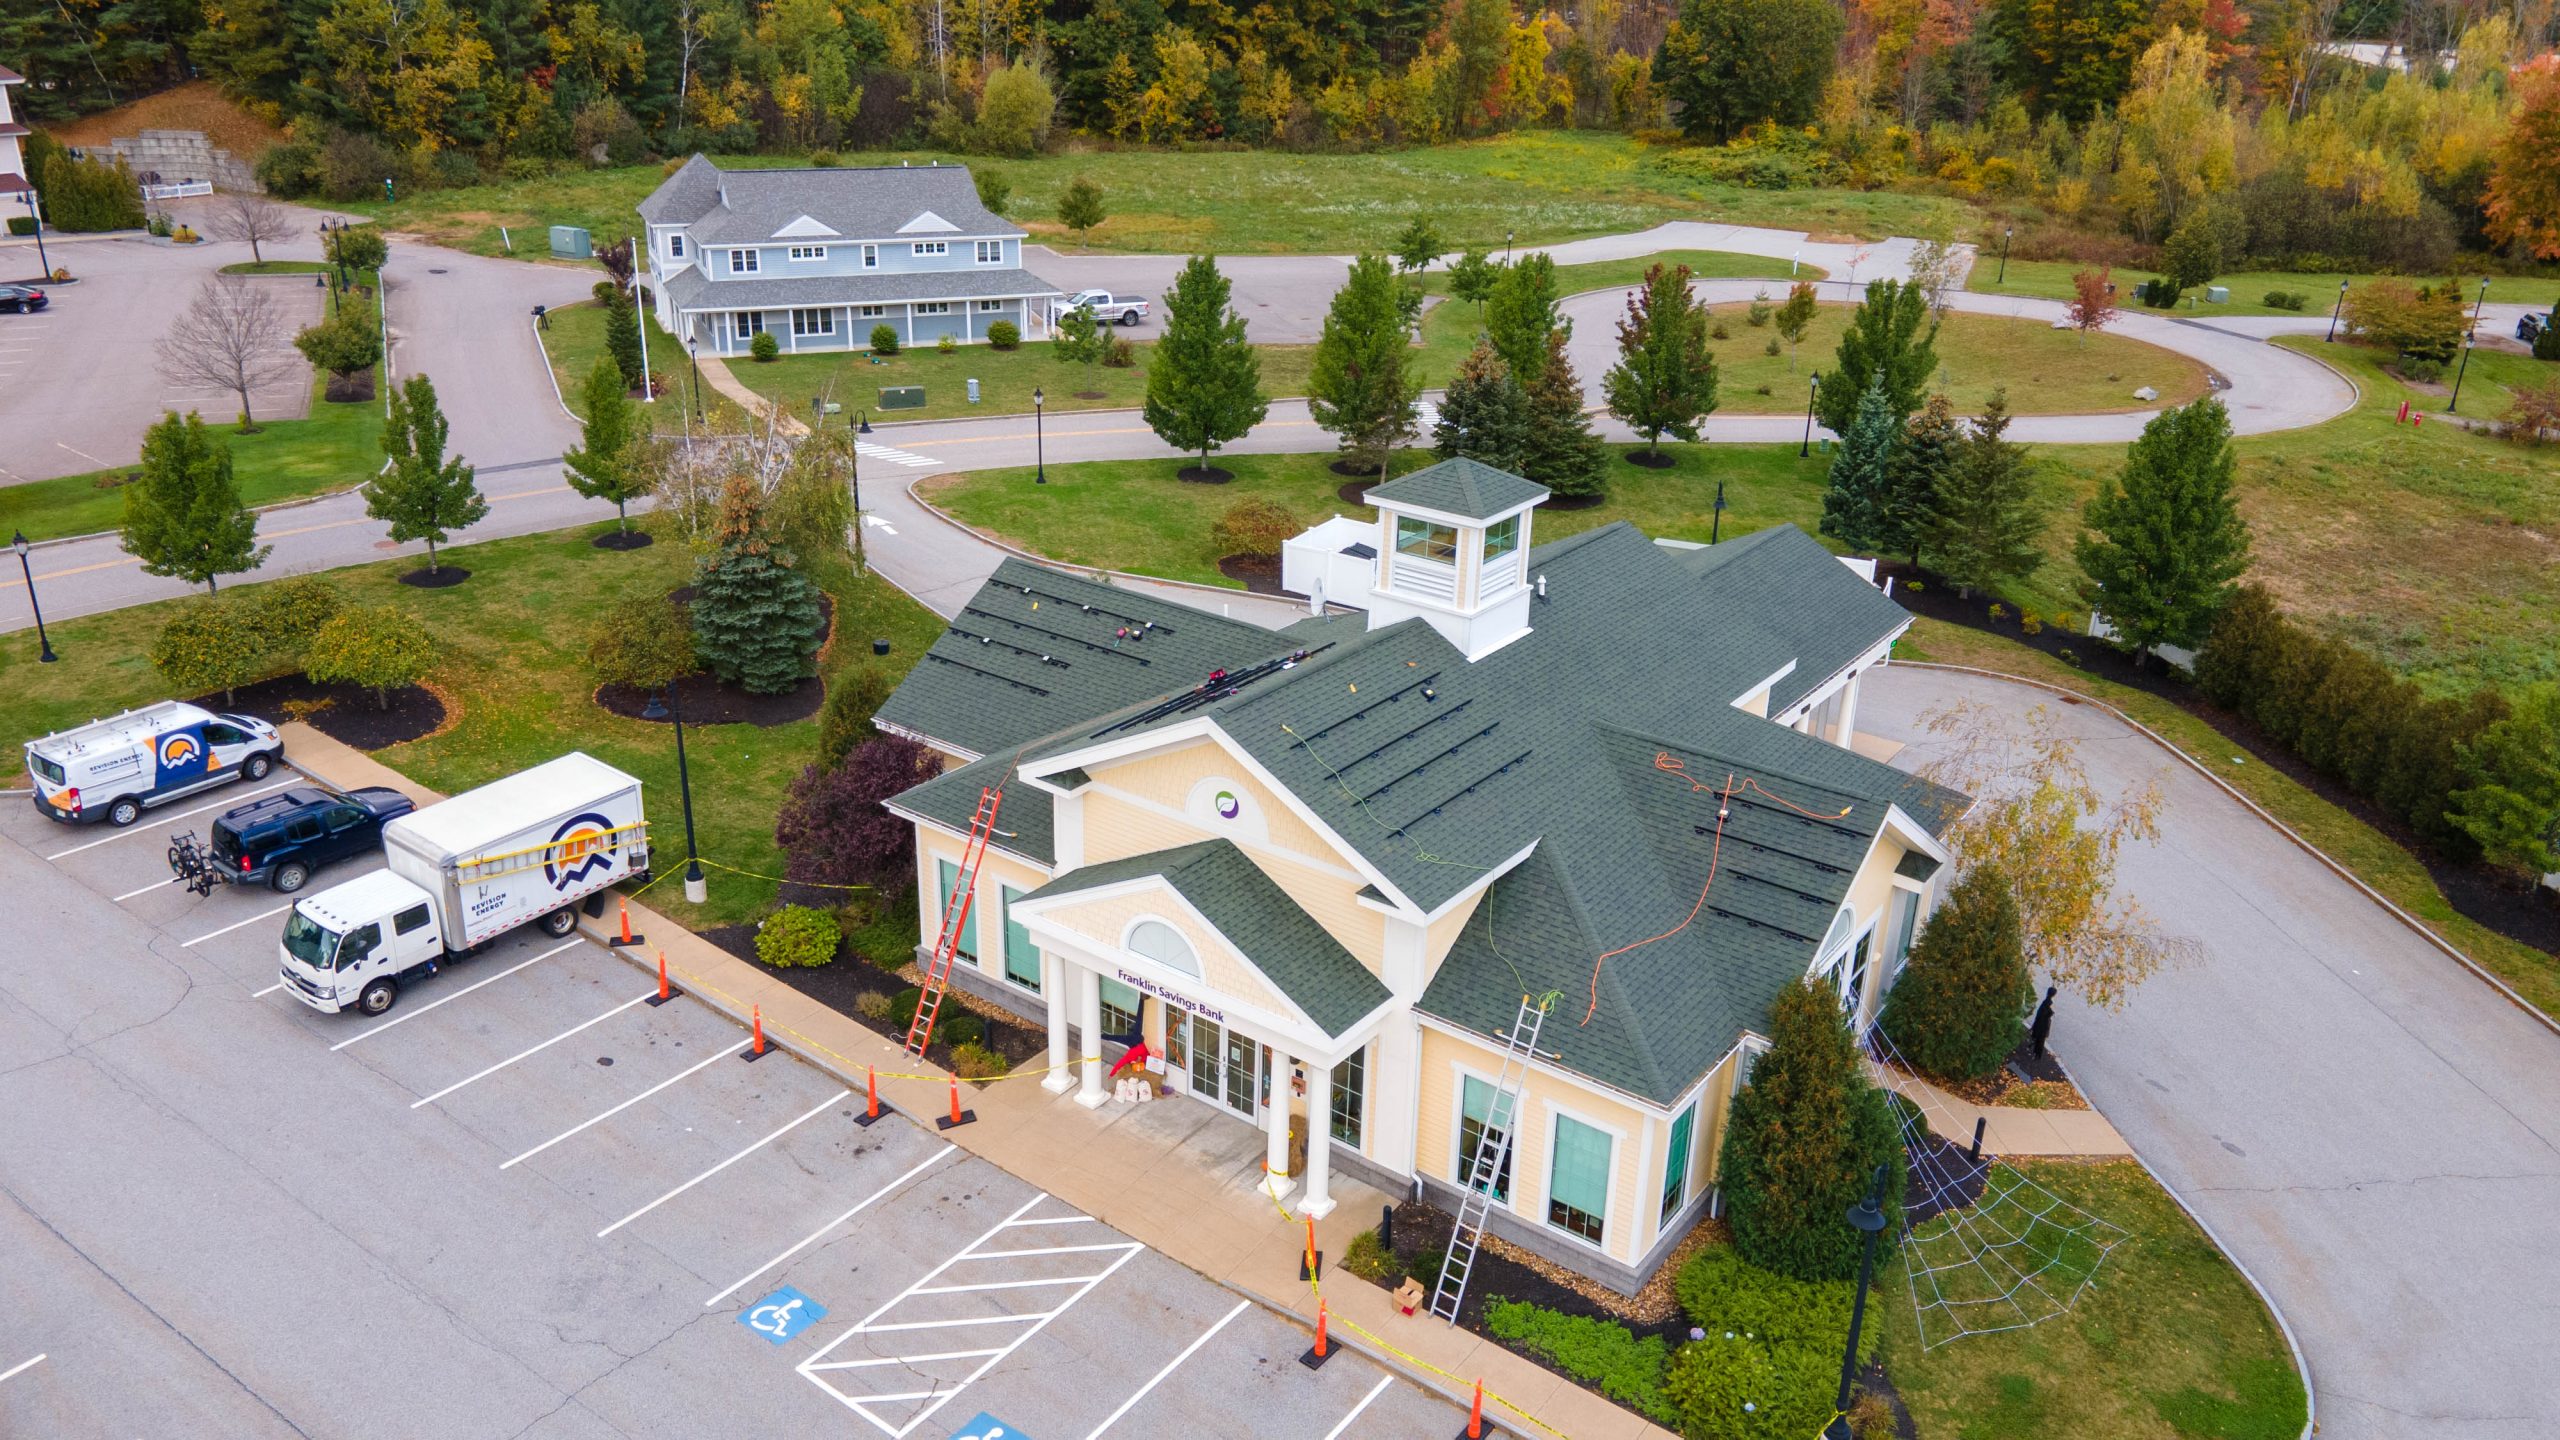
left=1367, top=457, right=1549, bottom=520
left=1025, top=839, right=1391, bottom=1035
left=889, top=749, right=1055, bottom=865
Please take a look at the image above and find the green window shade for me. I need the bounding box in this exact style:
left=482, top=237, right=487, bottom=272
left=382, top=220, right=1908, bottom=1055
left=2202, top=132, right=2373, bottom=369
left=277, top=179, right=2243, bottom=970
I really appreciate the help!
left=1458, top=1075, right=1513, bottom=1201
left=1000, top=885, right=1039, bottom=991
left=935, top=860, right=977, bottom=959
left=1548, top=1114, right=1611, bottom=1244
left=1660, top=1104, right=1696, bottom=1226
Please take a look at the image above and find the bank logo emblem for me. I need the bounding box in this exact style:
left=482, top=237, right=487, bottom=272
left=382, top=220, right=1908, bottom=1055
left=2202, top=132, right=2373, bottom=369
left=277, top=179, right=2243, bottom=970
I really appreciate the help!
left=544, top=811, right=620, bottom=890
left=1214, top=790, right=1240, bottom=821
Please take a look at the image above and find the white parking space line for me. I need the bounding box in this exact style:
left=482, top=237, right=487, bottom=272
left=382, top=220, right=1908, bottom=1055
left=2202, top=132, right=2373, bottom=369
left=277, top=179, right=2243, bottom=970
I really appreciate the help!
left=1082, top=1298, right=1251, bottom=1440
left=1321, top=1375, right=1395, bottom=1440
left=0, top=1354, right=42, bottom=1386
left=596, top=1088, right=848, bottom=1237
left=329, top=939, right=582, bottom=1051
left=412, top=993, right=651, bottom=1108
left=113, top=876, right=180, bottom=902
left=500, top=1043, right=743, bottom=1170
left=254, top=982, right=286, bottom=997
left=798, top=1192, right=1144, bottom=1438
left=705, top=1144, right=954, bottom=1309
left=45, top=779, right=299, bottom=859
left=187, top=902, right=292, bottom=947
left=959, top=1242, right=1139, bottom=1261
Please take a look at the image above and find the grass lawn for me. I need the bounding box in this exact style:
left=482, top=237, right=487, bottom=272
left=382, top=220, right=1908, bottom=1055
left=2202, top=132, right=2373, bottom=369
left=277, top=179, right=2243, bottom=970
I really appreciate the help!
left=1701, top=306, right=2200, bottom=416
left=729, top=331, right=1316, bottom=428
left=0, top=524, right=943, bottom=933
left=536, top=298, right=758, bottom=436
left=218, top=259, right=333, bottom=276
left=1970, top=256, right=2560, bottom=318
left=1877, top=1159, right=2308, bottom=1440
left=1414, top=248, right=1820, bottom=386
left=342, top=133, right=1966, bottom=261
left=922, top=442, right=1833, bottom=589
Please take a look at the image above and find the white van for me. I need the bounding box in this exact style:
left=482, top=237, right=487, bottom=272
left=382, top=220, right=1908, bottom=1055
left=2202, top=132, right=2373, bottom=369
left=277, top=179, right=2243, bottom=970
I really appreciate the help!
left=25, top=701, right=286, bottom=827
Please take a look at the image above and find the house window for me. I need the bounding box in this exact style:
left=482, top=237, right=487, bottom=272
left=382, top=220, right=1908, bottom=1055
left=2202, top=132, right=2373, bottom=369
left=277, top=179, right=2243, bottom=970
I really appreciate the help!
left=727, top=248, right=759, bottom=275
left=1484, top=515, right=1521, bottom=560
left=1457, top=1075, right=1514, bottom=1201
left=975, top=240, right=1002, bottom=264
left=788, top=244, right=827, bottom=262
left=1660, top=1103, right=1696, bottom=1226
left=1887, top=888, right=1922, bottom=981
left=976, top=299, right=1007, bottom=312
left=791, top=308, right=835, bottom=337
left=731, top=311, right=764, bottom=341
left=935, top=859, right=977, bottom=959
left=912, top=241, right=948, bottom=257
left=1548, top=1113, right=1612, bottom=1245
left=1843, top=930, right=1873, bottom=1017
left=1396, top=517, right=1458, bottom=563
left=668, top=233, right=685, bottom=258
left=859, top=304, right=886, bottom=318
left=1126, top=919, right=1200, bottom=978
left=1099, top=977, right=1142, bottom=1040
left=862, top=244, right=878, bottom=268
left=1330, top=1045, right=1366, bottom=1148
left=916, top=301, right=951, bottom=316
left=1000, top=885, right=1040, bottom=992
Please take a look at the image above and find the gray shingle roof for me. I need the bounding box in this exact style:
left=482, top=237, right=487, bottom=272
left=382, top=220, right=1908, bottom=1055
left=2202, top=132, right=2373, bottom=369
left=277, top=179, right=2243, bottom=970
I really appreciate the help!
left=637, top=153, right=723, bottom=226
left=661, top=265, right=1062, bottom=314
left=1025, top=839, right=1391, bottom=1036
left=1367, top=458, right=1549, bottom=520
left=640, top=159, right=1023, bottom=245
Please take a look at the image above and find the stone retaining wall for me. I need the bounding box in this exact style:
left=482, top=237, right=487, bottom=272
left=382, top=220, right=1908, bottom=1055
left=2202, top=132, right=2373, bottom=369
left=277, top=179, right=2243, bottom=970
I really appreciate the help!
left=70, top=128, right=261, bottom=193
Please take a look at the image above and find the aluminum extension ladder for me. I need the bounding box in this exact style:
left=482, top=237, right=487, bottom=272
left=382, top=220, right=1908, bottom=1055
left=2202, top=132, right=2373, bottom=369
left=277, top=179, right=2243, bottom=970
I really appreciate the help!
left=1429, top=994, right=1548, bottom=1324
left=905, top=786, right=1003, bottom=1056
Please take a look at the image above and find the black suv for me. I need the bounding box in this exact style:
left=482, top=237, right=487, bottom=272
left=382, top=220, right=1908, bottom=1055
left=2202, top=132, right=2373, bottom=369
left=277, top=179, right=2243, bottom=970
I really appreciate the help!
left=191, top=785, right=416, bottom=893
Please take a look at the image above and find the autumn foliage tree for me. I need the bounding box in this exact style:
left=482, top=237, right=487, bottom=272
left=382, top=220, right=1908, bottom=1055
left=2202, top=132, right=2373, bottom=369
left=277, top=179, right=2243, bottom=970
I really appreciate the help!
left=2485, top=61, right=2560, bottom=261
left=2067, top=267, right=2118, bottom=340
left=775, top=735, right=943, bottom=892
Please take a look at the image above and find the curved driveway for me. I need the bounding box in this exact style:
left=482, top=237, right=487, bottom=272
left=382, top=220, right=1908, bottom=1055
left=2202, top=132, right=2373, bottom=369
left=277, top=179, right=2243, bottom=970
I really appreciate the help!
left=1862, top=664, right=2560, bottom=1440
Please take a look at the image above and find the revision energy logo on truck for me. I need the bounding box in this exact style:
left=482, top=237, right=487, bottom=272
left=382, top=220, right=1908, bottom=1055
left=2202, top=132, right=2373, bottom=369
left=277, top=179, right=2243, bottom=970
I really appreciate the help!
left=543, top=812, right=622, bottom=890
left=156, top=730, right=207, bottom=782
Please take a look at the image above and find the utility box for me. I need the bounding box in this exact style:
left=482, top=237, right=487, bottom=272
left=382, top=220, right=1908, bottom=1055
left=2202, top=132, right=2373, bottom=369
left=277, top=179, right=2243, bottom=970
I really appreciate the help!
left=879, top=385, right=926, bottom=411
left=549, top=225, right=592, bottom=259
left=2205, top=285, right=2229, bottom=304
left=967, top=378, right=980, bottom=405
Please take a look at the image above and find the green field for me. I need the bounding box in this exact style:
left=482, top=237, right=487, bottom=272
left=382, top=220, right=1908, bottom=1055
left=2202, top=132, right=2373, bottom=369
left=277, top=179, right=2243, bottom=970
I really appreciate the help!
left=1970, top=256, right=2560, bottom=318
left=0, top=525, right=941, bottom=931
left=341, top=133, right=1965, bottom=261
left=727, top=329, right=1318, bottom=428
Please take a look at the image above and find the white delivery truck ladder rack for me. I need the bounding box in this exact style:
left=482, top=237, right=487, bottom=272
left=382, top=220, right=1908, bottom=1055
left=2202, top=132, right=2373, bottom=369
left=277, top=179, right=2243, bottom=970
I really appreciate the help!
left=906, top=786, right=1003, bottom=1057
left=454, top=820, right=651, bottom=886
left=1429, top=994, right=1547, bottom=1325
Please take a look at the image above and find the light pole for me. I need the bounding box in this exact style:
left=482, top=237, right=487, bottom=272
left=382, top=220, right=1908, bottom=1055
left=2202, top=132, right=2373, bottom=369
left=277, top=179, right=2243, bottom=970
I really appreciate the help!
left=2326, top=279, right=2349, bottom=343
left=1801, top=372, right=1821, bottom=458
left=1710, top=478, right=1727, bottom=545
left=2447, top=338, right=2475, bottom=414
left=640, top=686, right=708, bottom=904
left=18, top=191, right=49, bottom=279
left=1505, top=229, right=1514, bottom=264
left=688, top=333, right=703, bottom=424
left=1996, top=226, right=2012, bottom=286
left=1032, top=387, right=1046, bottom=483
left=1822, top=1164, right=1892, bottom=1440
left=11, top=530, right=57, bottom=663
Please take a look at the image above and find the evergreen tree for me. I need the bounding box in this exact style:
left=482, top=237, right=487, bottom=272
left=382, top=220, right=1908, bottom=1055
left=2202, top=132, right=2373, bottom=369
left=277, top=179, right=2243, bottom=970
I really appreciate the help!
left=1816, top=279, right=1939, bottom=435
left=1716, top=978, right=1907, bottom=1282
left=2447, top=685, right=2560, bottom=878
left=1522, top=328, right=1608, bottom=501
left=1432, top=341, right=1532, bottom=474
left=369, top=375, right=489, bottom=576
left=1878, top=867, right=2033, bottom=1083
left=691, top=477, right=825, bottom=695
left=1057, top=176, right=1107, bottom=237
left=1653, top=0, right=1844, bottom=141
left=563, top=356, right=654, bottom=533
left=1484, top=251, right=1563, bottom=382
left=1392, top=215, right=1446, bottom=273
left=604, top=285, right=646, bottom=389
left=1928, top=390, right=2044, bottom=596
left=2192, top=584, right=2288, bottom=713
left=2076, top=397, right=2251, bottom=659
left=120, top=412, right=272, bottom=595
left=1307, top=254, right=1420, bottom=476
left=1819, top=374, right=1900, bottom=550
left=1447, top=249, right=1499, bottom=317
left=1143, top=255, right=1269, bottom=476
left=1885, top=392, right=1962, bottom=565
left=1600, top=262, right=1718, bottom=461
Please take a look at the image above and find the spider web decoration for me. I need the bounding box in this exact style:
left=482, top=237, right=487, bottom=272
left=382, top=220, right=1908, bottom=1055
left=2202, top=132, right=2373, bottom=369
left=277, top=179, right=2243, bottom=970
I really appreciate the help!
left=1864, top=1025, right=2129, bottom=1350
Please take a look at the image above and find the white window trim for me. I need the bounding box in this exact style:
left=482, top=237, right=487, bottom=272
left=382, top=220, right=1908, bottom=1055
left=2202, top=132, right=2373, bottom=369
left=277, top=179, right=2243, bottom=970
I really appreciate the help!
left=667, top=232, right=685, bottom=258
left=916, top=301, right=951, bottom=315
left=727, top=248, right=759, bottom=276
left=1885, top=876, right=1930, bottom=984
left=791, top=308, right=835, bottom=337
left=976, top=298, right=1008, bottom=311
left=1117, top=913, right=1203, bottom=980
left=788, top=244, right=827, bottom=262
left=1538, top=1097, right=1626, bottom=1256
left=912, top=241, right=949, bottom=257
left=975, top=239, right=1003, bottom=264
left=861, top=244, right=879, bottom=268
left=860, top=304, right=887, bottom=318
left=1447, top=1061, right=1523, bottom=1219
left=998, top=885, right=1043, bottom=994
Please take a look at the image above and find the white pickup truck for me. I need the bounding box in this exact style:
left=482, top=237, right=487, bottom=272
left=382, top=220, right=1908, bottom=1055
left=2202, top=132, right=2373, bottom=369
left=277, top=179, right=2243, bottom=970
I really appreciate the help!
left=1059, top=289, right=1149, bottom=326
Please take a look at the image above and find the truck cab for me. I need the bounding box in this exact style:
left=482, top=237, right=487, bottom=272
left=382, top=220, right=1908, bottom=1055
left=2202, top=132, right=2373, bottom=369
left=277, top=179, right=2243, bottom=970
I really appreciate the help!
left=277, top=870, right=446, bottom=1015
left=1060, top=289, right=1148, bottom=326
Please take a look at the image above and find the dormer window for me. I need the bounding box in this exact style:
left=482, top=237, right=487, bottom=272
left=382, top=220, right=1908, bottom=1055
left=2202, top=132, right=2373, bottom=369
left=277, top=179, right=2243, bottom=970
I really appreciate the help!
left=1484, top=516, right=1520, bottom=560
left=862, top=244, right=878, bottom=268
left=912, top=241, right=948, bottom=257
left=727, top=248, right=759, bottom=275
left=667, top=233, right=685, bottom=258
left=1395, top=517, right=1458, bottom=564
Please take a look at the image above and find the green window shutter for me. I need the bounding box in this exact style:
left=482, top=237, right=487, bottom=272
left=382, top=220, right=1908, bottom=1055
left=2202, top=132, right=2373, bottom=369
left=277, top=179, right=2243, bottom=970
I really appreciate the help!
left=1001, top=885, right=1040, bottom=991
left=1660, top=1104, right=1696, bottom=1226
left=1547, top=1114, right=1612, bottom=1243
left=1458, top=1075, right=1513, bottom=1201
left=936, top=860, right=977, bottom=959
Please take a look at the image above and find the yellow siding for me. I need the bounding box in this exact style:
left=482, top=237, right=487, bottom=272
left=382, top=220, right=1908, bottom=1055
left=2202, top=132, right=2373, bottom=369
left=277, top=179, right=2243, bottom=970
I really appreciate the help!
left=1417, top=1025, right=1654, bottom=1265
left=1026, top=886, right=1291, bottom=1020
left=1423, top=888, right=1486, bottom=979
left=918, top=837, right=1054, bottom=991
left=1838, top=831, right=1915, bottom=1024
left=1736, top=687, right=1771, bottom=718
left=1090, top=743, right=1336, bottom=863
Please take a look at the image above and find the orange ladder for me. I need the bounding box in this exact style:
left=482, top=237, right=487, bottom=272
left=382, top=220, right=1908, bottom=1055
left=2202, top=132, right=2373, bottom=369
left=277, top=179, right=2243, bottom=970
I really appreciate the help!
left=907, top=786, right=1004, bottom=1056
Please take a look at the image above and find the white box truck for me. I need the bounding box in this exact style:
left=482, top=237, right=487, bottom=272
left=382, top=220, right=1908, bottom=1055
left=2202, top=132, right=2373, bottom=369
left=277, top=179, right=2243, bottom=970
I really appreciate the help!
left=278, top=753, right=649, bottom=1016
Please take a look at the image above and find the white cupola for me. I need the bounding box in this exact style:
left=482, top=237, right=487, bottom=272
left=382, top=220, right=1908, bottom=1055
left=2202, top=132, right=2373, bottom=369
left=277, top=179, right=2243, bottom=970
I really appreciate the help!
left=1359, top=458, right=1548, bottom=661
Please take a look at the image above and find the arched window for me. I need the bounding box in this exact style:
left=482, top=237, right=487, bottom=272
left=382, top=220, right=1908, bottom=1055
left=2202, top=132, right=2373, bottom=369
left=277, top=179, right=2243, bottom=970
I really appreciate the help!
left=1812, top=906, right=1857, bottom=974
left=1126, top=919, right=1201, bottom=978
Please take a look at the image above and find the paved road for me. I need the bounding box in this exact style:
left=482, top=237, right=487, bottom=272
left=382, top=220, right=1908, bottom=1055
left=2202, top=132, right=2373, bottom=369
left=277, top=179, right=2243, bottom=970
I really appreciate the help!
left=1863, top=664, right=2560, bottom=1440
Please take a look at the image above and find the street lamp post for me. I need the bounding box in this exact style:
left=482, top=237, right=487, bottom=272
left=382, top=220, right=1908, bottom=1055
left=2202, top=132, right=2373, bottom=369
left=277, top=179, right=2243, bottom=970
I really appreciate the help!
left=19, top=191, right=50, bottom=279
left=1822, top=1164, right=1893, bottom=1440
left=640, top=686, right=708, bottom=904
left=2326, top=279, right=2350, bottom=343
left=1801, top=372, right=1822, bottom=458
left=1710, top=478, right=1727, bottom=545
left=1997, top=226, right=2012, bottom=286
left=11, top=530, right=57, bottom=663
left=2470, top=278, right=2490, bottom=336
left=688, top=333, right=703, bottom=424
left=1505, top=229, right=1514, bottom=264
left=1033, top=387, right=1046, bottom=483
left=2447, top=338, right=2475, bottom=414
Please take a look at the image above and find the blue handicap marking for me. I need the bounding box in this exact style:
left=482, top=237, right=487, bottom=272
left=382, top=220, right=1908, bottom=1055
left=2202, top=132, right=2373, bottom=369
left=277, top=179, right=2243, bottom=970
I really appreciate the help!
left=740, top=1286, right=827, bottom=1346
left=946, top=1415, right=1033, bottom=1440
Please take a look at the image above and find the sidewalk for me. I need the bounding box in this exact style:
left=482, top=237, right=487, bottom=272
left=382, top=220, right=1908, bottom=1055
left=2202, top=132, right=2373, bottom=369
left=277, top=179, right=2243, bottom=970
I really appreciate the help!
left=280, top=721, right=1671, bottom=1440
left=1878, top=1066, right=2133, bottom=1158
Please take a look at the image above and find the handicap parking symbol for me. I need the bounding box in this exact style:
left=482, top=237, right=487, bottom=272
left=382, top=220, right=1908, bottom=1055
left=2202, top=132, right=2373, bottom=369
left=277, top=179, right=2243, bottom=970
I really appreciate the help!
left=740, top=1286, right=826, bottom=1346
left=947, top=1415, right=1033, bottom=1440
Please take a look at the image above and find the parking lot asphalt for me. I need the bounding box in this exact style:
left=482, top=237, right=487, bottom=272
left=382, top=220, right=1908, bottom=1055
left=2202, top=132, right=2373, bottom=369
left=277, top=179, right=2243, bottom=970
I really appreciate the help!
left=0, top=772, right=1460, bottom=1440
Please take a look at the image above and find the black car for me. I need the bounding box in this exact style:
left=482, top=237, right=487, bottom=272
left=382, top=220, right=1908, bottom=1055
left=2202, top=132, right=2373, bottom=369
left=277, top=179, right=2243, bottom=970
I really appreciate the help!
left=0, top=285, right=46, bottom=314
left=179, top=785, right=415, bottom=894
left=2522, top=313, right=2547, bottom=345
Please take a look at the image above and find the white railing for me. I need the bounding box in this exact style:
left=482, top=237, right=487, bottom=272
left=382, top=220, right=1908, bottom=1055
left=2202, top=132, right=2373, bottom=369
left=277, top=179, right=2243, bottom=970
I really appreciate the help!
left=141, top=180, right=215, bottom=200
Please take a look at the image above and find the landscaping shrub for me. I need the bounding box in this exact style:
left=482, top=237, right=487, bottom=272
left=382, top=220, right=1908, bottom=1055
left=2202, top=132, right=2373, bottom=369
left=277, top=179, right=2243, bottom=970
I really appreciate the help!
left=889, top=986, right=924, bottom=1031
left=936, top=333, right=958, bottom=354
left=1667, top=1247, right=1874, bottom=1440
left=856, top=992, right=895, bottom=1021
left=1102, top=336, right=1136, bottom=367
left=1482, top=1301, right=1675, bottom=1424
left=38, top=151, right=145, bottom=232
left=586, top=595, right=698, bottom=691
left=815, top=665, right=897, bottom=772
left=6, top=216, right=33, bottom=236
left=2342, top=279, right=2464, bottom=363
left=1716, top=979, right=1906, bottom=1281
left=756, top=904, right=842, bottom=967
left=775, top=735, right=941, bottom=890
left=1877, top=865, right=2031, bottom=1082
left=953, top=1041, right=1010, bottom=1078
left=151, top=598, right=265, bottom=705
left=986, top=320, right=1021, bottom=350
left=294, top=305, right=383, bottom=389
left=304, top=604, right=435, bottom=709
left=938, top=1012, right=986, bottom=1047
left=1210, top=497, right=1301, bottom=559
left=870, top=324, right=900, bottom=354
left=2535, top=307, right=2560, bottom=362
left=2504, top=377, right=2560, bottom=444
left=2393, top=355, right=2446, bottom=384
left=249, top=575, right=346, bottom=662
left=750, top=331, right=780, bottom=362
left=324, top=224, right=389, bottom=275
left=255, top=136, right=324, bottom=198
left=1341, top=1227, right=1396, bottom=1281
left=2262, top=290, right=2307, bottom=311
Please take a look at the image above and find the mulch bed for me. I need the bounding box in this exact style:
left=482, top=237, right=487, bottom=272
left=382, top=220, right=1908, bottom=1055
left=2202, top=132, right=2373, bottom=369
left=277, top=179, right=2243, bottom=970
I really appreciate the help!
left=193, top=674, right=446, bottom=751
left=1329, top=459, right=1379, bottom=479
left=398, top=565, right=471, bottom=589
left=596, top=672, right=823, bottom=727
left=1621, top=450, right=1678, bottom=469
left=1355, top=1199, right=1697, bottom=1345
left=1884, top=560, right=2560, bottom=959
left=592, top=528, right=655, bottom=551
left=1336, top=479, right=1377, bottom=506
left=1073, top=390, right=1108, bottom=401
left=1904, top=1130, right=1991, bottom=1225
left=1216, top=553, right=1287, bottom=594
left=1176, top=464, right=1234, bottom=484
left=702, top=922, right=1048, bottom=1080
left=1544, top=490, right=1607, bottom=510
left=323, top=374, right=376, bottom=403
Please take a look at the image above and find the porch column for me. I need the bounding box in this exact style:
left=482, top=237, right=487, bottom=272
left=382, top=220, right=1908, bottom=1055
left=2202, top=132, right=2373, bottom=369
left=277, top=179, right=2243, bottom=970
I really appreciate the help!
left=1041, top=951, right=1074, bottom=1094
left=1075, top=963, right=1107, bottom=1108
left=1264, top=1046, right=1295, bottom=1200
left=1299, top=1060, right=1336, bottom=1218
left=1832, top=671, right=1862, bottom=748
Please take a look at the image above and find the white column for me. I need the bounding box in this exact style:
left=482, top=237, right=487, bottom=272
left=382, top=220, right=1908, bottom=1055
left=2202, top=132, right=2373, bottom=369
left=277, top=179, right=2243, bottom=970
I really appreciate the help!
left=1832, top=672, right=1862, bottom=749
left=1264, top=1045, right=1296, bottom=1201
left=1075, top=963, right=1107, bottom=1108
left=1369, top=1019, right=1419, bottom=1176
left=1042, top=951, right=1074, bottom=1094
left=1299, top=1061, right=1336, bottom=1218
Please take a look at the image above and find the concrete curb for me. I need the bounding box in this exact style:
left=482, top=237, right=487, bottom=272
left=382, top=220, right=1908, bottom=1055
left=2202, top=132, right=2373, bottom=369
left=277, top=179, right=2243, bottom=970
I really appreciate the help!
left=2119, top=1146, right=2318, bottom=1440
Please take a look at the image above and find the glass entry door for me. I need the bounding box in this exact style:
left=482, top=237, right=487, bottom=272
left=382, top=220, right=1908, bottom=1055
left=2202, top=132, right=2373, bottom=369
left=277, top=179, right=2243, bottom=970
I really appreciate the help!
left=1186, top=1013, right=1261, bottom=1122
